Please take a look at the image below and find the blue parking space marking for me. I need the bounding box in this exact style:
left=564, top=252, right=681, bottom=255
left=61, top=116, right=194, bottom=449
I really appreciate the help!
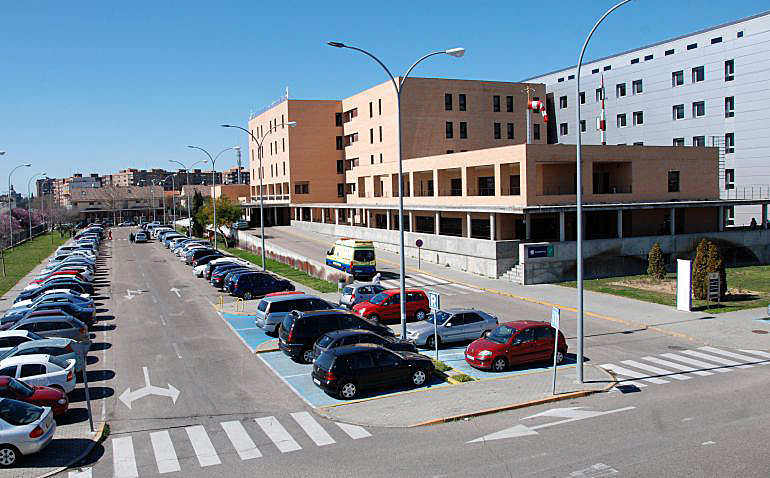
left=223, top=314, right=257, bottom=329
left=218, top=313, right=276, bottom=352
left=259, top=351, right=447, bottom=408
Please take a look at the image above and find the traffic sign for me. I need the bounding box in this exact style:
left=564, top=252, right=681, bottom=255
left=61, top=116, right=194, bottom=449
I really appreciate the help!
left=428, top=291, right=440, bottom=311
left=551, top=307, right=560, bottom=330
left=415, top=239, right=423, bottom=248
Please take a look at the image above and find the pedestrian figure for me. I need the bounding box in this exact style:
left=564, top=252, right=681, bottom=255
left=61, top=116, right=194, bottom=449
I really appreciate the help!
left=108, top=229, right=112, bottom=240
left=129, top=232, right=134, bottom=243
left=372, top=272, right=381, bottom=285
left=750, top=217, right=758, bottom=230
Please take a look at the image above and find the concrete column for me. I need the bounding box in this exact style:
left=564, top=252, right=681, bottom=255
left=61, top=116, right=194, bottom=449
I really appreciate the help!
left=466, top=212, right=472, bottom=238
left=670, top=207, right=675, bottom=236
left=461, top=167, right=468, bottom=197
left=386, top=210, right=391, bottom=230
left=763, top=203, right=768, bottom=229
left=718, top=206, right=724, bottom=232
left=490, top=213, right=496, bottom=240
left=617, top=210, right=623, bottom=239
left=435, top=211, right=440, bottom=235
left=273, top=207, right=277, bottom=226
left=432, top=169, right=439, bottom=197
left=409, top=211, right=414, bottom=233
left=408, top=172, right=414, bottom=198
left=559, top=211, right=566, bottom=242
left=493, top=163, right=502, bottom=196
left=525, top=212, right=531, bottom=241
left=309, top=208, right=313, bottom=222
left=334, top=208, right=339, bottom=225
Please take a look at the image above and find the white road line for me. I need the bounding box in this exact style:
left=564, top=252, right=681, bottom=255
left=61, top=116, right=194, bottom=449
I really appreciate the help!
left=185, top=425, right=221, bottom=467
left=739, top=349, right=770, bottom=359
left=335, top=422, right=372, bottom=439
left=291, top=411, right=336, bottom=446
left=679, top=350, right=752, bottom=368
left=68, top=467, right=92, bottom=478
left=150, top=430, right=181, bottom=474
left=172, top=343, right=183, bottom=359
left=112, top=436, right=138, bottom=478
left=660, top=353, right=732, bottom=372
left=620, top=360, right=691, bottom=380
left=700, top=347, right=770, bottom=364
left=255, top=416, right=302, bottom=453
left=600, top=363, right=668, bottom=384
left=642, top=356, right=714, bottom=376
left=432, top=286, right=457, bottom=296
left=445, top=282, right=478, bottom=292
left=221, top=420, right=262, bottom=460
left=414, top=273, right=440, bottom=282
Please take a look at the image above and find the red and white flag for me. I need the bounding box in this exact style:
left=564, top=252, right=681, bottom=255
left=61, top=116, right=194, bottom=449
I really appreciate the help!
left=528, top=100, right=548, bottom=123
left=600, top=74, right=607, bottom=145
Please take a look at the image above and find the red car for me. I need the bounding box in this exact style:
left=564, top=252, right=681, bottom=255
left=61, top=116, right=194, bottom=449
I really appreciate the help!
left=30, top=271, right=86, bottom=285
left=465, top=320, right=568, bottom=372
left=352, top=289, right=429, bottom=323
left=0, top=376, right=69, bottom=417
left=265, top=291, right=304, bottom=298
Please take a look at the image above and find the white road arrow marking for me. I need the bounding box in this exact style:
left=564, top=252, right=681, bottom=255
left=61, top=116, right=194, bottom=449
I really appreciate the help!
left=170, top=287, right=181, bottom=298
left=124, top=289, right=145, bottom=300
left=119, top=367, right=180, bottom=409
left=467, top=406, right=635, bottom=444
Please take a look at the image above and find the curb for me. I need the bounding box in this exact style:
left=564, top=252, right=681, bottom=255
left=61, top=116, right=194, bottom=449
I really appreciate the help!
left=254, top=347, right=279, bottom=354
left=38, top=421, right=108, bottom=478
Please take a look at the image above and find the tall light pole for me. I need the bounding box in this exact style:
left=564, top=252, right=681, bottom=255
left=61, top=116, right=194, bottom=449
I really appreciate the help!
left=139, top=180, right=156, bottom=223
left=328, top=41, right=464, bottom=339
left=161, top=173, right=177, bottom=227
left=222, top=122, right=297, bottom=271
left=169, top=159, right=207, bottom=236
left=186, top=146, right=238, bottom=249
left=575, top=0, right=633, bottom=382
left=8, top=163, right=31, bottom=248
left=27, top=172, right=46, bottom=241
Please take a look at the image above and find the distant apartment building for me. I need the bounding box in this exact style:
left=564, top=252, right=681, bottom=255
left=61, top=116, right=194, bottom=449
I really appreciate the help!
left=526, top=10, right=770, bottom=225
left=69, top=186, right=165, bottom=223
left=110, top=168, right=223, bottom=190
left=222, top=166, right=250, bottom=185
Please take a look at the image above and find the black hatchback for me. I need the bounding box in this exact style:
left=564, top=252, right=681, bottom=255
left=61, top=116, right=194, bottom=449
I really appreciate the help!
left=312, top=329, right=417, bottom=361
left=279, top=310, right=395, bottom=364
left=311, top=344, right=435, bottom=399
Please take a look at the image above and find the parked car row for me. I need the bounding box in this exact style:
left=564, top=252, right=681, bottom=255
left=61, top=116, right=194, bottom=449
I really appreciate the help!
left=0, top=223, right=106, bottom=466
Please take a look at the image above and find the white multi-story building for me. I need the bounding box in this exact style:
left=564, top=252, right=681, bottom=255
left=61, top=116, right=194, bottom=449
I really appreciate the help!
left=527, top=10, right=770, bottom=225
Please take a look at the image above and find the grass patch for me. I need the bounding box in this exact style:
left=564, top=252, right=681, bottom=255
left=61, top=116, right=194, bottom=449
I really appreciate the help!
left=560, top=266, right=770, bottom=313
left=451, top=373, right=476, bottom=382
left=431, top=359, right=452, bottom=372
left=0, top=232, right=68, bottom=297
left=219, top=246, right=338, bottom=293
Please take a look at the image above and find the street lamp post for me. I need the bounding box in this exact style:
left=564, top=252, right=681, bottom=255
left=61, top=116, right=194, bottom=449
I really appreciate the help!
left=221, top=122, right=297, bottom=271
left=186, top=146, right=239, bottom=249
left=328, top=41, right=464, bottom=339
left=8, top=163, right=31, bottom=249
left=161, top=174, right=177, bottom=227
left=27, top=172, right=46, bottom=242
left=169, top=159, right=207, bottom=236
left=575, top=0, right=633, bottom=382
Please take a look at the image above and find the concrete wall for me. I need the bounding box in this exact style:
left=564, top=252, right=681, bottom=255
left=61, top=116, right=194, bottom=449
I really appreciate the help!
left=518, top=229, right=770, bottom=284
left=290, top=219, right=519, bottom=278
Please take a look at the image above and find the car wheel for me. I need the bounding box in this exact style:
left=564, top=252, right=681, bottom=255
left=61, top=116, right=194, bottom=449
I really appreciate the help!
left=555, top=350, right=565, bottom=365
left=425, top=335, right=440, bottom=350
left=411, top=369, right=428, bottom=386
left=492, top=357, right=507, bottom=372
left=338, top=381, right=358, bottom=399
left=415, top=309, right=427, bottom=321
left=301, top=348, right=315, bottom=364
left=243, top=291, right=253, bottom=300
left=368, top=314, right=381, bottom=323
left=0, top=445, right=18, bottom=467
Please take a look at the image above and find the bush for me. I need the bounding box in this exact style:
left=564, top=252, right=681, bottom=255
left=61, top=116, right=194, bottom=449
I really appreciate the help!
left=431, top=359, right=451, bottom=372
left=451, top=373, right=475, bottom=382
left=705, top=242, right=727, bottom=300
left=692, top=239, right=709, bottom=300
left=647, top=242, right=666, bottom=281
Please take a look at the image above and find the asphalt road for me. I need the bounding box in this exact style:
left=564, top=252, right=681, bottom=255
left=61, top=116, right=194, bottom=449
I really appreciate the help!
left=57, top=227, right=770, bottom=477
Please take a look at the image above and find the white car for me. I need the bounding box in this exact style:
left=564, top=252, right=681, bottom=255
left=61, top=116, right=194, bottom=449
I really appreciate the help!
left=35, top=267, right=94, bottom=283
left=0, top=331, right=46, bottom=356
left=151, top=228, right=172, bottom=239
left=177, top=244, right=207, bottom=258
left=0, top=399, right=56, bottom=467
left=193, top=257, right=238, bottom=277
left=0, top=355, right=77, bottom=394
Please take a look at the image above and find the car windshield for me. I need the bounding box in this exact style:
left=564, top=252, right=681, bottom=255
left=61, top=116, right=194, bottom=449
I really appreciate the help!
left=487, top=325, right=517, bottom=344
left=368, top=292, right=388, bottom=305
left=425, top=311, right=451, bottom=325
left=0, top=346, right=19, bottom=360
left=0, top=398, right=43, bottom=425
left=316, top=335, right=334, bottom=348
left=353, top=250, right=374, bottom=262
left=7, top=378, right=34, bottom=397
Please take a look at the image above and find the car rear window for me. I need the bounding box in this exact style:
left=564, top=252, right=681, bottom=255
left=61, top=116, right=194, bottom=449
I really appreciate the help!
left=316, top=334, right=334, bottom=348
left=281, top=314, right=295, bottom=333
left=0, top=399, right=43, bottom=425
left=353, top=250, right=374, bottom=262
left=257, top=300, right=268, bottom=312
left=342, top=286, right=353, bottom=295
left=49, top=356, right=69, bottom=369
left=314, top=351, right=335, bottom=371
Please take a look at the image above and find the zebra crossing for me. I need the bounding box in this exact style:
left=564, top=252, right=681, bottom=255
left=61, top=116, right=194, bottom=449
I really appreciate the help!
left=73, top=412, right=371, bottom=477
left=378, top=273, right=477, bottom=296
left=602, top=346, right=770, bottom=390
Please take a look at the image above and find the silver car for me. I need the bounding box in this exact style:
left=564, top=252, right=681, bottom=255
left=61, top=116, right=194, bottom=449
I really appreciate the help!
left=0, top=399, right=56, bottom=467
left=406, top=308, right=498, bottom=349
left=339, top=283, right=386, bottom=309
left=255, top=294, right=341, bottom=335
left=9, top=315, right=90, bottom=345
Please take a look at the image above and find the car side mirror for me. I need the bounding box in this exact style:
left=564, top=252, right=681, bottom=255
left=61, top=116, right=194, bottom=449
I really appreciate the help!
left=445, top=323, right=451, bottom=328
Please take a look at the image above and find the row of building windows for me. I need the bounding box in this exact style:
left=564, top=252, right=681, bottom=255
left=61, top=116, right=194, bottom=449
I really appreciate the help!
left=672, top=133, right=734, bottom=153
left=445, top=94, right=516, bottom=112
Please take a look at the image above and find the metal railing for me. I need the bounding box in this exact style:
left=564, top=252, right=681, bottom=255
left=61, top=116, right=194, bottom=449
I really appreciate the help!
left=723, top=185, right=770, bottom=200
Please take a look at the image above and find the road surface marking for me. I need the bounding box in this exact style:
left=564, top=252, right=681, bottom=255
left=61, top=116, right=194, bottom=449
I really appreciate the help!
left=335, top=422, right=371, bottom=439
left=642, top=356, right=713, bottom=376
left=405, top=276, right=432, bottom=286
left=112, top=436, right=138, bottom=478
left=172, top=343, right=183, bottom=359
left=600, top=364, right=668, bottom=384
left=291, top=412, right=336, bottom=446
left=679, top=350, right=752, bottom=368
left=660, top=353, right=732, bottom=372
left=68, top=468, right=92, bottom=478
left=221, top=420, right=262, bottom=460
left=444, top=282, right=477, bottom=292
left=739, top=349, right=770, bottom=359
left=149, top=430, right=180, bottom=473
left=569, top=463, right=619, bottom=477
left=620, top=360, right=691, bottom=380
left=255, top=416, right=302, bottom=453
left=700, top=347, right=769, bottom=364
left=185, top=425, right=221, bottom=467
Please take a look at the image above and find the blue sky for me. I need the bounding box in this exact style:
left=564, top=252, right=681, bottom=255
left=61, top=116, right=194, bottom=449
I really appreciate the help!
left=1, top=0, right=767, bottom=192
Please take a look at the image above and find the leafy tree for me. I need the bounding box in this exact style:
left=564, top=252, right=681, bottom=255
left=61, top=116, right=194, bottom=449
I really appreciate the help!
left=191, top=191, right=205, bottom=237
left=647, top=242, right=666, bottom=281
left=705, top=242, right=727, bottom=300
left=692, top=239, right=709, bottom=299
left=194, top=196, right=243, bottom=247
